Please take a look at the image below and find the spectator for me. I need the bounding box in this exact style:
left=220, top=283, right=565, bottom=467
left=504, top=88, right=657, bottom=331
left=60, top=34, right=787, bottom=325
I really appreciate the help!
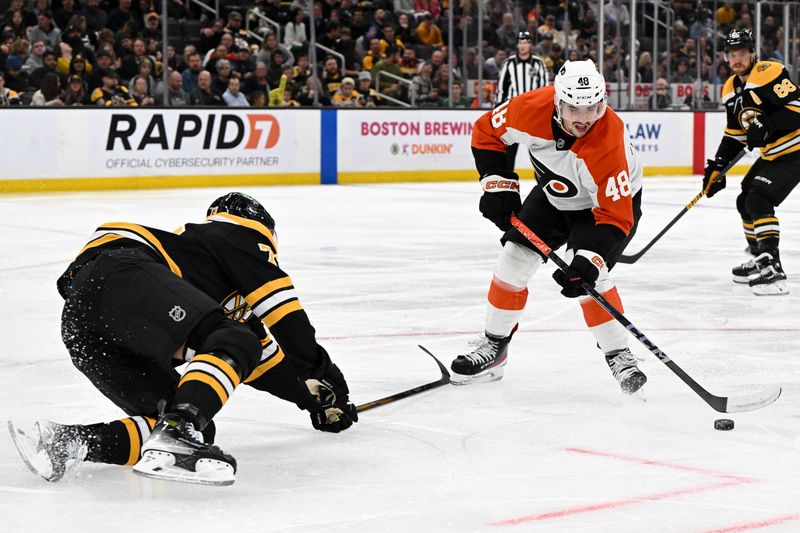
left=141, top=11, right=161, bottom=42
left=222, top=75, right=249, bottom=107
left=712, top=61, right=731, bottom=85
left=496, top=13, right=519, bottom=52
left=380, top=24, right=404, bottom=56
left=212, top=58, right=232, bottom=95
left=371, top=45, right=402, bottom=98
left=356, top=70, right=378, bottom=106
left=128, top=58, right=158, bottom=95
left=428, top=49, right=445, bottom=77
left=296, top=75, right=331, bottom=106
left=128, top=75, right=153, bottom=105
left=64, top=73, right=90, bottom=105
left=3, top=10, right=27, bottom=40
left=248, top=89, right=266, bottom=107
left=244, top=60, right=270, bottom=96
left=397, top=13, right=415, bottom=44
left=87, top=49, right=114, bottom=90
left=362, top=39, right=384, bottom=72
left=107, top=0, right=136, bottom=33
left=83, top=0, right=108, bottom=34
left=55, top=0, right=79, bottom=33
left=189, top=70, right=223, bottom=106
left=321, top=55, right=343, bottom=95
left=267, top=48, right=286, bottom=88
left=156, top=70, right=189, bottom=106
left=317, top=21, right=340, bottom=50
left=638, top=51, right=654, bottom=84
left=23, top=40, right=47, bottom=74
left=415, top=13, right=443, bottom=46
left=284, top=8, right=307, bottom=54
left=223, top=10, right=249, bottom=51
left=671, top=58, right=694, bottom=84
left=412, top=62, right=437, bottom=106
left=442, top=79, right=469, bottom=108
left=181, top=51, right=202, bottom=93
left=31, top=71, right=63, bottom=106
left=550, top=43, right=565, bottom=74
left=0, top=71, right=21, bottom=105
left=257, top=32, right=294, bottom=68
left=470, top=81, right=495, bottom=108
left=332, top=76, right=358, bottom=107
left=4, top=55, right=29, bottom=93
left=398, top=46, right=420, bottom=78
left=483, top=49, right=507, bottom=80
left=716, top=1, right=735, bottom=28
left=280, top=82, right=301, bottom=107
left=63, top=52, right=91, bottom=88
left=199, top=18, right=225, bottom=54
left=27, top=11, right=60, bottom=50
left=91, top=69, right=136, bottom=106
left=337, top=26, right=359, bottom=75
left=413, top=0, right=439, bottom=21
left=648, top=77, right=672, bottom=109
left=292, top=53, right=311, bottom=87
left=350, top=8, right=369, bottom=43
left=29, top=49, right=56, bottom=88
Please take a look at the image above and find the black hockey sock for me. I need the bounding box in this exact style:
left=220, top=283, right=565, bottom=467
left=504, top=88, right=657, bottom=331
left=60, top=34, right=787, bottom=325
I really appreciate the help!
left=80, top=417, right=156, bottom=465
left=741, top=219, right=758, bottom=254
left=754, top=215, right=779, bottom=256
left=172, top=353, right=241, bottom=430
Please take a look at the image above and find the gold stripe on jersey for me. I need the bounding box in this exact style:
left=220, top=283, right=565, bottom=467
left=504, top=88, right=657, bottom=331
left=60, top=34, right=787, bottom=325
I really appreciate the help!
left=724, top=126, right=747, bottom=142
left=207, top=212, right=277, bottom=252
left=94, top=222, right=183, bottom=277
left=244, top=337, right=286, bottom=382
left=761, top=129, right=800, bottom=159
left=247, top=277, right=293, bottom=307
left=721, top=77, right=736, bottom=102
left=263, top=299, right=304, bottom=327
left=744, top=61, right=784, bottom=90
left=76, top=233, right=124, bottom=258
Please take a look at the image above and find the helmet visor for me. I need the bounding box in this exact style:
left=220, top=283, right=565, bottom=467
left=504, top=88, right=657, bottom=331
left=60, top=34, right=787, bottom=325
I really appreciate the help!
left=559, top=101, right=605, bottom=123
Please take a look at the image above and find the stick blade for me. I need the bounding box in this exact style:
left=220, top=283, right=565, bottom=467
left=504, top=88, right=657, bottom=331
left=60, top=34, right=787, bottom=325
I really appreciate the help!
left=722, top=386, right=782, bottom=413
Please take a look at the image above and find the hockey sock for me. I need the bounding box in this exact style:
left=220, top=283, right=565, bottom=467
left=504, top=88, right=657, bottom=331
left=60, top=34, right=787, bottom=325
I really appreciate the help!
left=741, top=219, right=758, bottom=254
left=579, top=286, right=628, bottom=353
left=80, top=417, right=156, bottom=465
left=485, top=242, right=541, bottom=337
left=173, top=353, right=241, bottom=429
left=753, top=214, right=780, bottom=255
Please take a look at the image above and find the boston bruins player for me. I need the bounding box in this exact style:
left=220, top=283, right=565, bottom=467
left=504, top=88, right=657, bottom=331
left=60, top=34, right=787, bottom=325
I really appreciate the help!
left=451, top=60, right=646, bottom=394
left=8, top=193, right=357, bottom=486
left=703, top=28, right=800, bottom=295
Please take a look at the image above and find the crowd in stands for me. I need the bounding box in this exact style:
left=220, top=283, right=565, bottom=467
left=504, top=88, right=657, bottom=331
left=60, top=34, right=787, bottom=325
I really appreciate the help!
left=0, top=1, right=791, bottom=109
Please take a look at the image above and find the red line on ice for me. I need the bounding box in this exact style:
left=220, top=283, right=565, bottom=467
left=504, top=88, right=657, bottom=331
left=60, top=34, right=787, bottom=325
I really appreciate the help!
left=702, top=513, right=800, bottom=533
left=489, top=447, right=753, bottom=527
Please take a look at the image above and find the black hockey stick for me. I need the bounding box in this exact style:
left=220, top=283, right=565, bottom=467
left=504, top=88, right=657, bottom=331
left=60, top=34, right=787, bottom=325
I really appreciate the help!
left=510, top=214, right=781, bottom=413
left=617, top=150, right=748, bottom=264
left=356, top=346, right=451, bottom=413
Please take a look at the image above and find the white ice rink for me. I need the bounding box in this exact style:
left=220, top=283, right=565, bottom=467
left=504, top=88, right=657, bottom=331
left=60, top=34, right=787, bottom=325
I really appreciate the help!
left=1, top=177, right=799, bottom=532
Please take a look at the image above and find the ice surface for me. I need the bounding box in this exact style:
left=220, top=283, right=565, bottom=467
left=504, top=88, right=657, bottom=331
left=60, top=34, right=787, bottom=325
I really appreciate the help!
left=1, top=177, right=799, bottom=532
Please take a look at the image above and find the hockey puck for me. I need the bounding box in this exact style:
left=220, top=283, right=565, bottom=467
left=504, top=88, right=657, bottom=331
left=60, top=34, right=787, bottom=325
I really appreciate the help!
left=714, top=419, right=734, bottom=431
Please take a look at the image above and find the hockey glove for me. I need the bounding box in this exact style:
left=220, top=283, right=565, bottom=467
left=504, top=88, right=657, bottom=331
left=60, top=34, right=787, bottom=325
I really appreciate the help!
left=479, top=174, right=521, bottom=231
left=552, top=251, right=604, bottom=298
left=746, top=113, right=775, bottom=150
left=702, top=157, right=728, bottom=198
left=306, top=363, right=358, bottom=433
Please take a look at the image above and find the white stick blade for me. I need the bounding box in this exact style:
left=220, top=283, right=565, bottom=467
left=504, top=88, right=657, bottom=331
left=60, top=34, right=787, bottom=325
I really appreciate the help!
left=724, top=386, right=782, bottom=413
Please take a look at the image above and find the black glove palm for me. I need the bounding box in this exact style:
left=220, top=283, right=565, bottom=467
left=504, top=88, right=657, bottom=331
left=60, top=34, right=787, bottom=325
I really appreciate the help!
left=747, top=114, right=774, bottom=149
left=702, top=158, right=727, bottom=198
left=552, top=253, right=602, bottom=298
left=479, top=176, right=521, bottom=231
left=306, top=364, right=358, bottom=433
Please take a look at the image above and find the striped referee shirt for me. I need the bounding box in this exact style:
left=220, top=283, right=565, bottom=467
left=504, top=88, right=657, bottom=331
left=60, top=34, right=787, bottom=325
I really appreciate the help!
left=495, top=54, right=549, bottom=104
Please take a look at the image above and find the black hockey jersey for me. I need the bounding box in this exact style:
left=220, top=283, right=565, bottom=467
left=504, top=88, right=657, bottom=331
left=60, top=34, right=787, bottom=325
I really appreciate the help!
left=718, top=60, right=800, bottom=161
left=62, top=212, right=328, bottom=407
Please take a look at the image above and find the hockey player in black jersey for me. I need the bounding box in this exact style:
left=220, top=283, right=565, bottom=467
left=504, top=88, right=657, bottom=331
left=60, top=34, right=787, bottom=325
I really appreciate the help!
left=703, top=28, right=800, bottom=295
left=8, top=193, right=357, bottom=486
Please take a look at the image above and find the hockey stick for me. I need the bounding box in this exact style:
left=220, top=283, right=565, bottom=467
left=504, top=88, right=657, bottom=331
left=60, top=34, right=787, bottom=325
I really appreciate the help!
left=510, top=214, right=781, bottom=413
left=617, top=150, right=748, bottom=264
left=356, top=346, right=451, bottom=413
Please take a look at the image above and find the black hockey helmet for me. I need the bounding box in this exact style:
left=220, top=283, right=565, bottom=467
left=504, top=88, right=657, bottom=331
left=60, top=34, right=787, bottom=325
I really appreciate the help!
left=517, top=31, right=533, bottom=43
left=207, top=192, right=275, bottom=231
left=724, top=27, right=755, bottom=52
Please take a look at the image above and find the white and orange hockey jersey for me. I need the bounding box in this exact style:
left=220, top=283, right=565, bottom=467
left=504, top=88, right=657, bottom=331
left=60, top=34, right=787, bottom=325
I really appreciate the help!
left=472, top=85, right=642, bottom=237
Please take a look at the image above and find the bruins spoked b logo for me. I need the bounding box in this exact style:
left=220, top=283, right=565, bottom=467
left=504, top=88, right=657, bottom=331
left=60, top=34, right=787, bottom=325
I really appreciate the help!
left=168, top=305, right=186, bottom=322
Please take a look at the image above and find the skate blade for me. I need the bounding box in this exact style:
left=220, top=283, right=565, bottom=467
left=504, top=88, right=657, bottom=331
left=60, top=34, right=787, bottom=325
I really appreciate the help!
left=450, top=366, right=504, bottom=386
left=732, top=275, right=752, bottom=284
left=7, top=420, right=58, bottom=481
left=751, top=281, right=790, bottom=296
left=132, top=450, right=235, bottom=486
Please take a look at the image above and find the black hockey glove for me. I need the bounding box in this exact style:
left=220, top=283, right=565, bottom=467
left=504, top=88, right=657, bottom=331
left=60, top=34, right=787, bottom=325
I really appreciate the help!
left=552, top=251, right=604, bottom=298
left=746, top=113, right=775, bottom=150
left=479, top=174, right=521, bottom=231
left=306, top=363, right=358, bottom=433
left=702, top=157, right=728, bottom=198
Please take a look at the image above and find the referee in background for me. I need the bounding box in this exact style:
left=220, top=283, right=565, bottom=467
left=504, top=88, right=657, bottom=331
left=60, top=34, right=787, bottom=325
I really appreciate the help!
left=496, top=31, right=549, bottom=169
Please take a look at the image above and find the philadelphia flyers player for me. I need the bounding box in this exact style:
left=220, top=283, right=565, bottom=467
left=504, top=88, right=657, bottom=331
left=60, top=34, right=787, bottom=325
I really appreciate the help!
left=8, top=193, right=357, bottom=486
left=703, top=27, right=799, bottom=295
left=451, top=60, right=646, bottom=393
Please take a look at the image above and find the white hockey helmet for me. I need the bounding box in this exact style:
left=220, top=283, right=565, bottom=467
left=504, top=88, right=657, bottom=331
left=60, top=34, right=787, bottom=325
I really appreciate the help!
left=553, top=60, right=607, bottom=129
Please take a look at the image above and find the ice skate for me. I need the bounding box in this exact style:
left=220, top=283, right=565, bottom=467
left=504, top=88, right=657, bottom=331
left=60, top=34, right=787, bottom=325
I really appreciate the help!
left=732, top=252, right=773, bottom=283
left=605, top=348, right=647, bottom=394
left=132, top=412, right=236, bottom=486
left=749, top=257, right=789, bottom=296
left=451, top=332, right=511, bottom=385
left=7, top=420, right=87, bottom=482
